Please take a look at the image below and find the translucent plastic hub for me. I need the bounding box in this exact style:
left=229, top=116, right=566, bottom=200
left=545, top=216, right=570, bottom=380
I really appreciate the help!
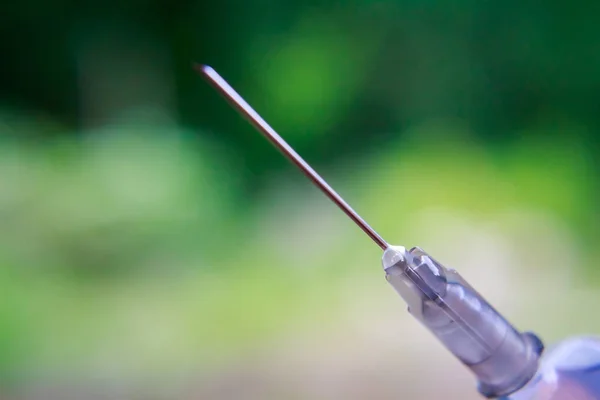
left=382, top=246, right=544, bottom=398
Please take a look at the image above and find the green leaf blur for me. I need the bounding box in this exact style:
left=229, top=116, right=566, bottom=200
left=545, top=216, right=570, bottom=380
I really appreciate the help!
left=2, top=1, right=600, bottom=398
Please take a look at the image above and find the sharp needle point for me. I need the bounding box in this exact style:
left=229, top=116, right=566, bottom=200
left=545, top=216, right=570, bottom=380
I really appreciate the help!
left=196, top=64, right=389, bottom=250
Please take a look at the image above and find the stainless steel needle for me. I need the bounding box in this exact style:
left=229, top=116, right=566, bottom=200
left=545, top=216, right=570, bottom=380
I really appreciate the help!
left=196, top=64, right=388, bottom=250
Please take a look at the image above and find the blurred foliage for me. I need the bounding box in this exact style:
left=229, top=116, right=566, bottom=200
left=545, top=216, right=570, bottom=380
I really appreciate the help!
left=0, top=119, right=597, bottom=388
left=2, top=0, right=600, bottom=398
left=3, top=0, right=600, bottom=173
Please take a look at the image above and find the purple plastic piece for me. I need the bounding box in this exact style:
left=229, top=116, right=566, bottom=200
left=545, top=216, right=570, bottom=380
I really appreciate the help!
left=382, top=245, right=544, bottom=398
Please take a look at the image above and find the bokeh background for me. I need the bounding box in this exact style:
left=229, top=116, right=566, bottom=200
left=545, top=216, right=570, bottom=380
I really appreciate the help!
left=2, top=1, right=600, bottom=399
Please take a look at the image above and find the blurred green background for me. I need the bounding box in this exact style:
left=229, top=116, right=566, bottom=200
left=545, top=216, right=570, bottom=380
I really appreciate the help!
left=2, top=1, right=600, bottom=399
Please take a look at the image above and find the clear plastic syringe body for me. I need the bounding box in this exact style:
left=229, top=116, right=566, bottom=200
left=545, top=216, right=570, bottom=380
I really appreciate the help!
left=505, top=336, right=600, bottom=400
left=383, top=245, right=600, bottom=399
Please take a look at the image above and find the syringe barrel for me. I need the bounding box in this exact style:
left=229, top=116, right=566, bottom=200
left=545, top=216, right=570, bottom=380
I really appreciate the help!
left=382, top=246, right=544, bottom=398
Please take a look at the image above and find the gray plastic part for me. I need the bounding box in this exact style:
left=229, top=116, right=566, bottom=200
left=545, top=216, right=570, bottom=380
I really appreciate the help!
left=382, top=245, right=544, bottom=398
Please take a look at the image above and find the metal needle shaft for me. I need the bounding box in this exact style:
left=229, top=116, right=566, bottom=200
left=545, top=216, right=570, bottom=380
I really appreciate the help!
left=196, top=64, right=388, bottom=250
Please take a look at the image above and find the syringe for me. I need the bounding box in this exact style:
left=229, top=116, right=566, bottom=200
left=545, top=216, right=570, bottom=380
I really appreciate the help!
left=197, top=64, right=600, bottom=399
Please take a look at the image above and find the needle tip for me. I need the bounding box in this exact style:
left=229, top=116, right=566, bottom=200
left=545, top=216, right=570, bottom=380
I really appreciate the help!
left=193, top=63, right=215, bottom=77
left=195, top=62, right=388, bottom=250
